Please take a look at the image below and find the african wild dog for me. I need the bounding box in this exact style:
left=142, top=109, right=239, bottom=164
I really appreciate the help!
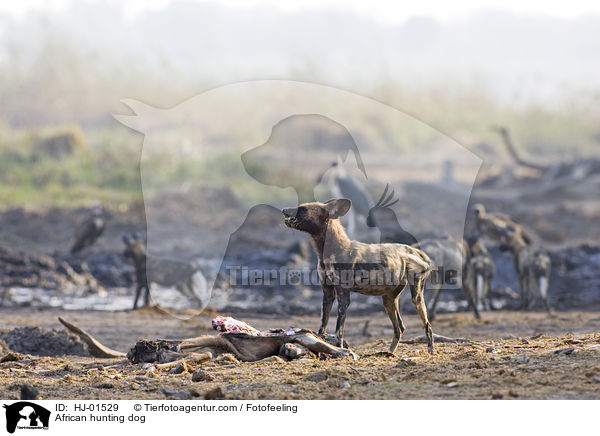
left=498, top=227, right=552, bottom=313
left=418, top=238, right=480, bottom=320
left=122, top=234, right=149, bottom=309
left=282, top=198, right=434, bottom=354
left=471, top=203, right=532, bottom=245
left=122, top=233, right=209, bottom=310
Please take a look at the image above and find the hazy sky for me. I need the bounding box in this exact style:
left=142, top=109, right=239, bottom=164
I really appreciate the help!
left=1, top=0, right=599, bottom=117
left=2, top=0, right=600, bottom=23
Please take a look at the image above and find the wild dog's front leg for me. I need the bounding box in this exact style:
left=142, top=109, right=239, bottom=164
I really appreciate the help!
left=318, top=283, right=336, bottom=337
left=383, top=289, right=404, bottom=354
left=334, top=286, right=351, bottom=348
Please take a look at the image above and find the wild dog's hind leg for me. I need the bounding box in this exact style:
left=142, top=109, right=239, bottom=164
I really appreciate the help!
left=318, top=283, right=336, bottom=336
left=383, top=285, right=406, bottom=354
left=334, top=286, right=351, bottom=348
left=411, top=277, right=434, bottom=353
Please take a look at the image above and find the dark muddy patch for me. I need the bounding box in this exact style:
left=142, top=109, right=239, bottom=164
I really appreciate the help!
left=1, top=198, right=600, bottom=315
left=0, top=326, right=89, bottom=357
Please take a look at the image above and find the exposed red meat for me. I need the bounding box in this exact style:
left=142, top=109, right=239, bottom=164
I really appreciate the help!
left=211, top=316, right=296, bottom=337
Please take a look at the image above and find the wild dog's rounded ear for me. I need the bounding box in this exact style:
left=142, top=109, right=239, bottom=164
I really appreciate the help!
left=324, top=198, right=351, bottom=219
left=121, top=234, right=131, bottom=244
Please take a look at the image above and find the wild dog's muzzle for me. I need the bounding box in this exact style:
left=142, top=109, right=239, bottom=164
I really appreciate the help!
left=282, top=208, right=298, bottom=227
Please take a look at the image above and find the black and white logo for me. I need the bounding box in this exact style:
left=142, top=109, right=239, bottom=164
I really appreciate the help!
left=2, top=402, right=50, bottom=434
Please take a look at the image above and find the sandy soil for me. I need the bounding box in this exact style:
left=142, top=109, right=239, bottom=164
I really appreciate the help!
left=1, top=308, right=599, bottom=400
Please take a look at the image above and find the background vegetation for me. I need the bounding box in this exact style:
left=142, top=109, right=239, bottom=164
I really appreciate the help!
left=1, top=3, right=599, bottom=208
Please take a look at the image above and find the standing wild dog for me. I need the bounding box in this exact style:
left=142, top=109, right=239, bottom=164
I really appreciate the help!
left=282, top=198, right=434, bottom=354
left=122, top=234, right=149, bottom=309
left=465, top=236, right=495, bottom=311
left=122, top=233, right=209, bottom=310
left=498, top=227, right=552, bottom=312
left=419, top=238, right=480, bottom=320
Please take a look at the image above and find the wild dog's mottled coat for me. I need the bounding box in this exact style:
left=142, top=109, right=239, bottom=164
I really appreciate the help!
left=498, top=228, right=551, bottom=312
left=282, top=199, right=434, bottom=354
left=122, top=234, right=209, bottom=310
left=418, top=238, right=480, bottom=320
left=471, top=203, right=532, bottom=244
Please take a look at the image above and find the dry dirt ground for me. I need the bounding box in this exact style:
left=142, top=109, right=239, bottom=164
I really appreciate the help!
left=1, top=308, right=599, bottom=400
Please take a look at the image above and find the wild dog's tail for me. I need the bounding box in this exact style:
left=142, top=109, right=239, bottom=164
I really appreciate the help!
left=406, top=248, right=435, bottom=283
left=421, top=256, right=435, bottom=284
